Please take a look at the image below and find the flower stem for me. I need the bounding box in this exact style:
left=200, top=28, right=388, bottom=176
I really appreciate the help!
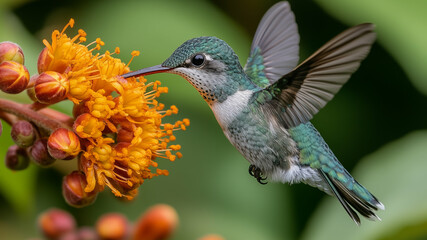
left=39, top=108, right=74, bottom=127
left=0, top=111, right=18, bottom=125
left=0, top=98, right=69, bottom=133
left=29, top=101, right=51, bottom=111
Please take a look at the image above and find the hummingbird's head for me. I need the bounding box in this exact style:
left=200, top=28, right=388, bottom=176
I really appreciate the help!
left=122, top=37, right=251, bottom=104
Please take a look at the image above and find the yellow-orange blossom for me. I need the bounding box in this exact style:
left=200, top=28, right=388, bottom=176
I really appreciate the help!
left=39, top=19, right=188, bottom=200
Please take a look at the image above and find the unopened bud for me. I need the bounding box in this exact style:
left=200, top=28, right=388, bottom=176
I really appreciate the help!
left=48, top=128, right=81, bottom=160
left=0, top=60, right=29, bottom=94
left=26, top=74, right=39, bottom=102
left=11, top=120, right=36, bottom=148
left=132, top=204, right=178, bottom=240
left=5, top=145, right=29, bottom=170
left=76, top=227, right=97, bottom=240
left=117, top=128, right=133, bottom=143
left=38, top=208, right=76, bottom=240
left=30, top=138, right=56, bottom=166
left=37, top=47, right=53, bottom=74
left=198, top=235, right=226, bottom=240
left=35, top=71, right=69, bottom=104
left=58, top=231, right=78, bottom=240
left=0, top=41, right=24, bottom=64
left=62, top=171, right=97, bottom=208
left=96, top=213, right=129, bottom=240
left=72, top=100, right=89, bottom=119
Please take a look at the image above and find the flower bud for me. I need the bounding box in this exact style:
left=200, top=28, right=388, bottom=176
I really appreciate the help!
left=35, top=71, right=69, bottom=104
left=58, top=231, right=79, bottom=240
left=62, top=171, right=97, bottom=208
left=5, top=145, right=29, bottom=170
left=0, top=41, right=24, bottom=64
left=26, top=74, right=39, bottom=102
left=132, top=204, right=178, bottom=240
left=72, top=100, right=89, bottom=119
left=11, top=120, right=36, bottom=148
left=117, top=128, right=133, bottom=143
left=76, top=227, right=97, bottom=240
left=30, top=138, right=56, bottom=166
left=37, top=47, right=53, bottom=74
left=0, top=60, right=29, bottom=94
left=38, top=208, right=76, bottom=240
left=96, top=213, right=129, bottom=240
left=48, top=128, right=81, bottom=160
left=198, top=235, right=225, bottom=240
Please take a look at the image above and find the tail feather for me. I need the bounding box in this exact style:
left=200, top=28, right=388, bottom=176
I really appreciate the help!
left=319, top=170, right=383, bottom=225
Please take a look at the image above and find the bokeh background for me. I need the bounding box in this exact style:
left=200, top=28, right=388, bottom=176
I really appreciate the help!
left=1, top=0, right=427, bottom=239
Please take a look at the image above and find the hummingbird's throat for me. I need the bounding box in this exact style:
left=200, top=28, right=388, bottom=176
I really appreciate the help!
left=171, top=68, right=217, bottom=104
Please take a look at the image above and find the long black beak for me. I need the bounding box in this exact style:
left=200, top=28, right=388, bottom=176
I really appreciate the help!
left=121, top=65, right=171, bottom=78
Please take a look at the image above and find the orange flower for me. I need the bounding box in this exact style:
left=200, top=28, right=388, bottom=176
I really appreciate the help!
left=35, top=19, right=189, bottom=201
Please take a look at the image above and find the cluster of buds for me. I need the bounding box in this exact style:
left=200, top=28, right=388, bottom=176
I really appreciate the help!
left=36, top=205, right=224, bottom=240
left=0, top=19, right=189, bottom=207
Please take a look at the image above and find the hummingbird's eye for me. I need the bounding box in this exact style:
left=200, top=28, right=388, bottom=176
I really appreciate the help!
left=191, top=54, right=205, bottom=67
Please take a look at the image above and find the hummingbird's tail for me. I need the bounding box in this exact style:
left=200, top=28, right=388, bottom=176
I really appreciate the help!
left=319, top=170, right=385, bottom=225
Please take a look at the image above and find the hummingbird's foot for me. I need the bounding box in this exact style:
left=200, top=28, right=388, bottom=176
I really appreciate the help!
left=248, top=165, right=268, bottom=185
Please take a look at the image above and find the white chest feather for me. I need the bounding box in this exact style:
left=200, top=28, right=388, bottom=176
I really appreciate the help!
left=210, top=90, right=253, bottom=128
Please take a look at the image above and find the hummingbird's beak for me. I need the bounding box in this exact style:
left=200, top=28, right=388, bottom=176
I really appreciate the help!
left=121, top=65, right=171, bottom=79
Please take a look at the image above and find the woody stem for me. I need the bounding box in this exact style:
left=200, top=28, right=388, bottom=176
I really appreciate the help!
left=0, top=98, right=70, bottom=133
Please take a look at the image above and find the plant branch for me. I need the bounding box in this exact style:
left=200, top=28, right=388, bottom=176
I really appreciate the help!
left=0, top=98, right=70, bottom=133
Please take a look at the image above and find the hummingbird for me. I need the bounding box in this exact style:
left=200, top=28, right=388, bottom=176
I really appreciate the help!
left=122, top=1, right=384, bottom=224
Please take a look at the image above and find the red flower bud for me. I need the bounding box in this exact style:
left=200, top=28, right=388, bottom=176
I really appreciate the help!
left=72, top=100, right=89, bottom=119
left=38, top=208, right=76, bottom=240
left=62, top=171, right=98, bottom=208
left=132, top=204, right=179, bottom=240
left=76, top=227, right=97, bottom=240
left=48, top=128, right=81, bottom=160
left=0, top=41, right=24, bottom=64
left=117, top=128, right=134, bottom=143
left=198, top=235, right=226, bottom=240
left=35, top=71, right=69, bottom=104
left=11, top=120, right=36, bottom=148
left=5, top=145, right=29, bottom=170
left=37, top=47, right=53, bottom=74
left=0, top=60, right=29, bottom=94
left=96, top=213, right=129, bottom=240
left=25, top=74, right=39, bottom=102
left=30, top=138, right=56, bottom=166
left=37, top=47, right=69, bottom=74
left=57, top=231, right=79, bottom=240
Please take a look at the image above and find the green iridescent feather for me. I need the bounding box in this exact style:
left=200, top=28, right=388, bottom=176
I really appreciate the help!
left=289, top=122, right=378, bottom=205
left=245, top=47, right=271, bottom=88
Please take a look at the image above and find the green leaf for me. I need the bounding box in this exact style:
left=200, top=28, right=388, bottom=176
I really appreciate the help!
left=302, top=131, right=427, bottom=240
left=314, top=0, right=427, bottom=95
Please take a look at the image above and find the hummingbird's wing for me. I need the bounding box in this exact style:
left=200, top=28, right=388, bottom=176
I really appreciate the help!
left=260, top=23, right=375, bottom=128
left=244, top=1, right=299, bottom=88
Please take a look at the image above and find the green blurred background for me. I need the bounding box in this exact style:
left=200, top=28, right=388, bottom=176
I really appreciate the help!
left=1, top=0, right=427, bottom=239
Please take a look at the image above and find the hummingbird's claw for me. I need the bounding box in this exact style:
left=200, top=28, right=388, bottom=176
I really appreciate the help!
left=249, top=164, right=256, bottom=176
left=248, top=165, right=268, bottom=185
